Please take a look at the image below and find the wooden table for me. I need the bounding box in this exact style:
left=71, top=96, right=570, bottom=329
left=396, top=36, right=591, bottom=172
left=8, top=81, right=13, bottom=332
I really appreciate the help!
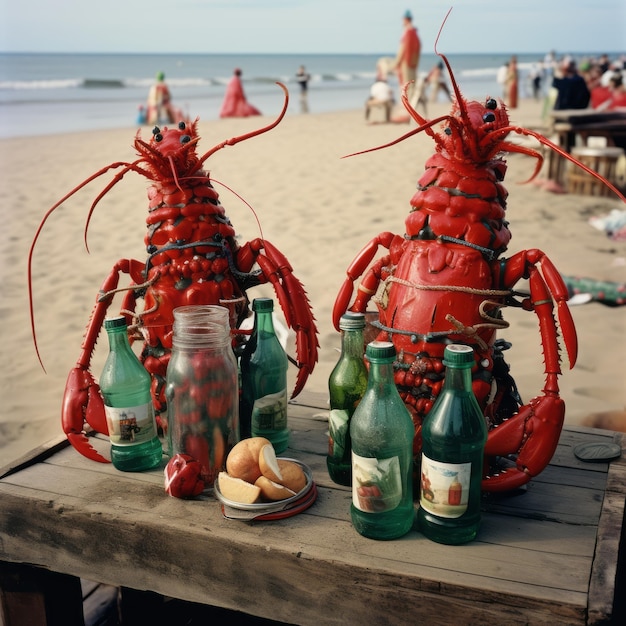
left=547, top=109, right=626, bottom=187
left=1, top=391, right=625, bottom=625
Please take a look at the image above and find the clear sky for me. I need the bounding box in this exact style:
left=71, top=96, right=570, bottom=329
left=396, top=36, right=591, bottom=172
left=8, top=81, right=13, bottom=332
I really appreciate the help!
left=0, top=0, right=624, bottom=55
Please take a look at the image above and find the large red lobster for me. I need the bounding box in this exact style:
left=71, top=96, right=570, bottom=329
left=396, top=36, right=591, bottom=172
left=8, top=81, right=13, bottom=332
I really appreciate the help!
left=333, top=45, right=625, bottom=492
left=29, top=84, right=318, bottom=463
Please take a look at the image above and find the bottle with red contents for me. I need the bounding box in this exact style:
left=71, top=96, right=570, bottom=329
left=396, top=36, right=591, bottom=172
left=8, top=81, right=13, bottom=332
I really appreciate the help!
left=165, top=305, right=239, bottom=488
left=418, top=344, right=487, bottom=545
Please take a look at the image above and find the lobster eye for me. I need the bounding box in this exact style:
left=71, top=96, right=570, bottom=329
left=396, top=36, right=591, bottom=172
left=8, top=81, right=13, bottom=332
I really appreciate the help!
left=485, top=98, right=497, bottom=110
left=178, top=121, right=186, bottom=130
left=152, top=126, right=161, bottom=135
left=444, top=127, right=452, bottom=136
left=154, top=133, right=163, bottom=142
left=180, top=135, right=191, bottom=144
left=483, top=112, right=496, bottom=123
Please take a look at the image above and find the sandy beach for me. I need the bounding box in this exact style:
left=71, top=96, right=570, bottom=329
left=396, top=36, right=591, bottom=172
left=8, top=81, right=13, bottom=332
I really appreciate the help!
left=1, top=97, right=625, bottom=465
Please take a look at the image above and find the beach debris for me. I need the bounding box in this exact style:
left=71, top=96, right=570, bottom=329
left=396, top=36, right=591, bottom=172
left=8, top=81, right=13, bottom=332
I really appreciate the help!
left=589, top=208, right=626, bottom=241
left=333, top=9, right=626, bottom=493
left=28, top=84, right=318, bottom=463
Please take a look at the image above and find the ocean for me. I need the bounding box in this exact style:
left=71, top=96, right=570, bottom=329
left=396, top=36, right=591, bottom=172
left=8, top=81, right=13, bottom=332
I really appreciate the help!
left=0, top=51, right=598, bottom=139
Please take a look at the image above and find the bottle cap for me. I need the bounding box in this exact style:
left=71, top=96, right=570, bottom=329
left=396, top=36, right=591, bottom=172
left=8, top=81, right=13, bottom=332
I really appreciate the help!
left=104, top=316, right=127, bottom=330
left=252, top=298, right=274, bottom=313
left=339, top=311, right=366, bottom=331
left=443, top=344, right=474, bottom=368
left=365, top=340, right=395, bottom=361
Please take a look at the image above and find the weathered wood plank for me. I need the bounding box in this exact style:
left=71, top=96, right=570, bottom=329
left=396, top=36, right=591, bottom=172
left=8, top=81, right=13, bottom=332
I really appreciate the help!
left=0, top=393, right=622, bottom=626
left=0, top=488, right=588, bottom=625
left=588, top=433, right=626, bottom=625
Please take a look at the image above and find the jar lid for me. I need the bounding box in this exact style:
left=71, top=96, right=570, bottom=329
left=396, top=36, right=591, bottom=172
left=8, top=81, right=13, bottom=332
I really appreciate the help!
left=252, top=297, right=274, bottom=312
left=339, top=311, right=365, bottom=331
left=365, top=340, right=395, bottom=360
left=104, top=316, right=127, bottom=330
left=443, top=344, right=474, bottom=367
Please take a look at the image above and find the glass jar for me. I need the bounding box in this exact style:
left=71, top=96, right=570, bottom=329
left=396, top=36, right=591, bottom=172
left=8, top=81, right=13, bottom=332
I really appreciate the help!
left=165, top=305, right=239, bottom=487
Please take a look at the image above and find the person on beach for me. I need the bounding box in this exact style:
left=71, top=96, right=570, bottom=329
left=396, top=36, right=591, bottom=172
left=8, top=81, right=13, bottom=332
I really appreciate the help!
left=146, top=71, right=177, bottom=125
left=393, top=10, right=421, bottom=103
left=296, top=65, right=311, bottom=113
left=505, top=56, right=519, bottom=108
left=595, top=73, right=626, bottom=111
left=552, top=59, right=590, bottom=110
left=365, top=74, right=395, bottom=123
left=426, top=61, right=452, bottom=103
left=219, top=68, right=261, bottom=118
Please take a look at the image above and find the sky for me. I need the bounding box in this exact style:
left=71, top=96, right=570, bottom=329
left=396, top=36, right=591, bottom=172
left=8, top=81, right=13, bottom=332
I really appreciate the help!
left=0, top=0, right=624, bottom=55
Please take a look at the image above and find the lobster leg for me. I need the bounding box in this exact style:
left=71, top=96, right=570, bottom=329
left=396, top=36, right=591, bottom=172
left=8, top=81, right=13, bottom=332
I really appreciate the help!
left=63, top=258, right=146, bottom=462
left=332, top=231, right=401, bottom=329
left=483, top=249, right=576, bottom=491
left=236, top=239, right=318, bottom=397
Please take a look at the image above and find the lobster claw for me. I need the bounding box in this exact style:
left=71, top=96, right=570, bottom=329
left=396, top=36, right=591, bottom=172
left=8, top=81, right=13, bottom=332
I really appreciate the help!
left=62, top=366, right=110, bottom=463
left=482, top=391, right=565, bottom=492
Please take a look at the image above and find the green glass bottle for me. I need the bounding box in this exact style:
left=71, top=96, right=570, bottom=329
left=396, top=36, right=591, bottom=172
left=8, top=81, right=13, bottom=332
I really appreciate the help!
left=327, top=312, right=368, bottom=486
left=417, top=344, right=488, bottom=545
left=240, top=298, right=289, bottom=453
left=99, top=316, right=163, bottom=472
left=350, top=341, right=415, bottom=540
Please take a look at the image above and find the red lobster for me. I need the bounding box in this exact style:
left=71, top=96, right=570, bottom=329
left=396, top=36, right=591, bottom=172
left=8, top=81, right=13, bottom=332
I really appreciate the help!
left=29, top=84, right=318, bottom=463
left=333, top=40, right=626, bottom=492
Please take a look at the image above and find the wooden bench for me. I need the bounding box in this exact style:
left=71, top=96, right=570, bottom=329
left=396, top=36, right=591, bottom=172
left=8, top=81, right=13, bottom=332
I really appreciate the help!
left=1, top=391, right=624, bottom=625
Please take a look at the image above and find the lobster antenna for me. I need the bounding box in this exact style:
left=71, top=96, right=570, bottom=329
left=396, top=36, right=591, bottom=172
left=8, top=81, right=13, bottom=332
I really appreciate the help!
left=83, top=160, right=145, bottom=252
left=29, top=160, right=141, bottom=369
left=210, top=177, right=265, bottom=242
left=491, top=125, right=626, bottom=202
left=196, top=83, right=289, bottom=168
left=342, top=114, right=452, bottom=158
left=435, top=9, right=473, bottom=134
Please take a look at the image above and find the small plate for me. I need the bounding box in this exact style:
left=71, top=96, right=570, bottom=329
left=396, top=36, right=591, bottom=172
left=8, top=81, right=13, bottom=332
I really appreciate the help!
left=574, top=441, right=622, bottom=463
left=214, top=458, right=314, bottom=517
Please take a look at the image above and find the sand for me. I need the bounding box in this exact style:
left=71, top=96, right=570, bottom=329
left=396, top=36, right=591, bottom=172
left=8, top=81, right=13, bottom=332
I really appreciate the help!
left=1, top=97, right=625, bottom=465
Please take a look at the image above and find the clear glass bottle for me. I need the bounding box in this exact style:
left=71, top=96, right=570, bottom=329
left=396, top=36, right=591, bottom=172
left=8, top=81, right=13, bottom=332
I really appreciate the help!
left=350, top=341, right=415, bottom=540
left=240, top=298, right=289, bottom=453
left=417, top=344, right=488, bottom=545
left=327, top=312, right=368, bottom=486
left=165, top=305, right=239, bottom=488
left=100, top=316, right=163, bottom=472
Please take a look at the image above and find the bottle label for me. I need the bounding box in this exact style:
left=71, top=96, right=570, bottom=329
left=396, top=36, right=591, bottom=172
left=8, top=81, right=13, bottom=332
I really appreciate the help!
left=328, top=409, right=349, bottom=459
left=420, top=455, right=470, bottom=518
left=105, top=403, right=158, bottom=446
left=351, top=452, right=402, bottom=513
left=251, top=389, right=288, bottom=432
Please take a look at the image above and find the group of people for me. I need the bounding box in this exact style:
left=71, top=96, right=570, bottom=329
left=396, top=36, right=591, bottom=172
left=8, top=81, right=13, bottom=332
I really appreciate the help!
left=140, top=64, right=312, bottom=126
left=547, top=54, right=626, bottom=112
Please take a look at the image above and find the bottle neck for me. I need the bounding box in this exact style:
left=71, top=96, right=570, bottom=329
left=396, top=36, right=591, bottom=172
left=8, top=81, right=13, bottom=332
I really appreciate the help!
left=255, top=310, right=276, bottom=335
left=367, top=358, right=395, bottom=385
left=442, top=365, right=473, bottom=392
left=341, top=329, right=364, bottom=358
left=107, top=328, right=131, bottom=351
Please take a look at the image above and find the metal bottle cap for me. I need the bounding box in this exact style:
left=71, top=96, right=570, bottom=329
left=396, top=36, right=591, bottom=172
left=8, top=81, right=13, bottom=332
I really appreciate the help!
left=443, top=344, right=474, bottom=368
left=252, top=297, right=274, bottom=313
left=339, top=311, right=366, bottom=331
left=104, top=316, right=127, bottom=330
left=365, top=340, right=395, bottom=361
